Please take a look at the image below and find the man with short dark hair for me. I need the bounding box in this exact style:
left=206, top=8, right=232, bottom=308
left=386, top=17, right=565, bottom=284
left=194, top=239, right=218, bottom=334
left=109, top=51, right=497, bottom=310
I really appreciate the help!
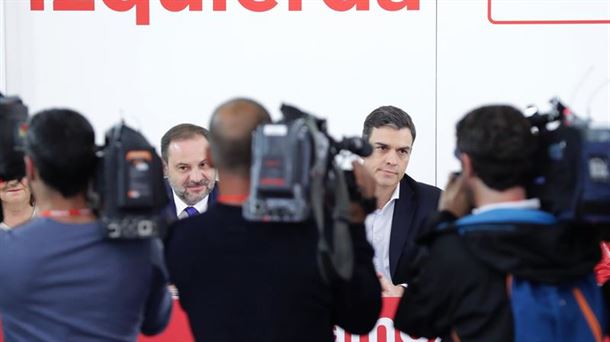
left=361, top=105, right=441, bottom=296
left=161, top=123, right=217, bottom=221
left=167, top=98, right=382, bottom=342
left=0, top=109, right=172, bottom=341
left=394, top=105, right=606, bottom=341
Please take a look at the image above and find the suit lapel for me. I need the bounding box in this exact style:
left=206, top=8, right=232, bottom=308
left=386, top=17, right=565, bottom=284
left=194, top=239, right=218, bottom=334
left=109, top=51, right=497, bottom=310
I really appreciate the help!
left=207, top=183, right=219, bottom=207
left=163, top=180, right=178, bottom=220
left=389, top=176, right=416, bottom=279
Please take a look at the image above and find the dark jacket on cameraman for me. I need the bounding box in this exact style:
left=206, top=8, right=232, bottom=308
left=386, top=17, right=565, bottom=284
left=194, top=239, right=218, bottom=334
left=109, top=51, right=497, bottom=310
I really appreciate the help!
left=166, top=202, right=381, bottom=342
left=393, top=206, right=605, bottom=342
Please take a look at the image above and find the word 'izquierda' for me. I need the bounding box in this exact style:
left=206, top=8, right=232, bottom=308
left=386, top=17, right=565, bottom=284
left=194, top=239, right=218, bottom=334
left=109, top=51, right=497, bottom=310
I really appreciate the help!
left=30, top=0, right=420, bottom=25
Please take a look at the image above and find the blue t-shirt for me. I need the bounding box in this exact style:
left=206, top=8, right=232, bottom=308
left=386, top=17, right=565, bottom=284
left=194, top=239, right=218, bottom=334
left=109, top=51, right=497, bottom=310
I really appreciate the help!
left=0, top=217, right=172, bottom=341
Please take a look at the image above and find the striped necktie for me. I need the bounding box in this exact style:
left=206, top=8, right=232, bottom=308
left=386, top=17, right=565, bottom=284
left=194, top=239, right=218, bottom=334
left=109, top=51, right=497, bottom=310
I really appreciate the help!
left=179, top=206, right=199, bottom=219
left=184, top=206, right=199, bottom=217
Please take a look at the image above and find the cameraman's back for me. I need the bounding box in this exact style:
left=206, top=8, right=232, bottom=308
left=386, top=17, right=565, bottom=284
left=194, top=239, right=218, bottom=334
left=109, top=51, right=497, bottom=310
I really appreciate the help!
left=170, top=205, right=361, bottom=341
left=0, top=218, right=166, bottom=341
left=167, top=98, right=381, bottom=341
left=0, top=109, right=171, bottom=341
left=394, top=105, right=606, bottom=341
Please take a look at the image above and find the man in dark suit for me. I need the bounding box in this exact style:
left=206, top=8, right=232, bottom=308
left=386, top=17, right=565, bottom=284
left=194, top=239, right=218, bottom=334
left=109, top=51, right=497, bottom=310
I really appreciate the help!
left=167, top=98, right=381, bottom=342
left=361, top=105, right=441, bottom=296
left=161, top=124, right=218, bottom=222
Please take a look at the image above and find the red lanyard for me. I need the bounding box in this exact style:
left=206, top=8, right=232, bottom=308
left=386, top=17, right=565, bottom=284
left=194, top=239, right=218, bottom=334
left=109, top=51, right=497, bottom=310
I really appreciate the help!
left=39, top=209, right=93, bottom=218
left=218, top=194, right=248, bottom=205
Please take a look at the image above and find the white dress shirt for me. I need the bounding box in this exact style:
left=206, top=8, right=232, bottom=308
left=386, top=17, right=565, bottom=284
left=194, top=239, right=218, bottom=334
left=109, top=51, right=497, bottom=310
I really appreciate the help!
left=173, top=190, right=209, bottom=219
left=365, top=183, right=401, bottom=282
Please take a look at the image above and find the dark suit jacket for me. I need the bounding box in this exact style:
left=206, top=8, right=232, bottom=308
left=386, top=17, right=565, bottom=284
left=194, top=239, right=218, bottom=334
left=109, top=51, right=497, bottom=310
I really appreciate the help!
left=390, top=175, right=441, bottom=284
left=162, top=181, right=218, bottom=245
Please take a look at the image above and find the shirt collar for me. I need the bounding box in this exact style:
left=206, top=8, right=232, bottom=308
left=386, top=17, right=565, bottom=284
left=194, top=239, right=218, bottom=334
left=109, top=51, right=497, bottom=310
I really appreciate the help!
left=473, top=198, right=541, bottom=215
left=173, top=190, right=209, bottom=216
left=379, top=182, right=401, bottom=211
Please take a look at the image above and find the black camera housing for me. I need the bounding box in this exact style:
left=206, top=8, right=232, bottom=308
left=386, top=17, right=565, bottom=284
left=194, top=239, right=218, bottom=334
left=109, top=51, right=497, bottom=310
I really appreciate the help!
left=528, top=98, right=610, bottom=226
left=0, top=94, right=28, bottom=182
left=244, top=104, right=373, bottom=283
left=94, top=123, right=169, bottom=239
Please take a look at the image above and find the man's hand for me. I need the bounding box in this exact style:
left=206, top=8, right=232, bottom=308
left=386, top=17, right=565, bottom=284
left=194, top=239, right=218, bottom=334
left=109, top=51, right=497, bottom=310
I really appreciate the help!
left=378, top=273, right=405, bottom=297
left=348, top=161, right=377, bottom=224
left=438, top=172, right=472, bottom=218
left=352, top=161, right=376, bottom=200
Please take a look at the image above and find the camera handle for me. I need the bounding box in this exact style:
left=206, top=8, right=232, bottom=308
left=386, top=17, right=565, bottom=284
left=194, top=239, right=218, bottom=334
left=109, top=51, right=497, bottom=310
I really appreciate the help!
left=305, top=117, right=354, bottom=284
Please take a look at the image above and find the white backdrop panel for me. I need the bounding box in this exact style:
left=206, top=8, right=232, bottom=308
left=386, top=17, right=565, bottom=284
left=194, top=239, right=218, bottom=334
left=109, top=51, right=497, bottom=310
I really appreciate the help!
left=4, top=0, right=438, bottom=185
left=3, top=0, right=610, bottom=188
left=436, top=0, right=610, bottom=186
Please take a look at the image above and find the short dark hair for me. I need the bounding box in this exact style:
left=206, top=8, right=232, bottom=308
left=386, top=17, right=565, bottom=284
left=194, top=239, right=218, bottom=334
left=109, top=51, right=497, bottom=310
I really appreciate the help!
left=160, top=124, right=209, bottom=163
left=362, top=105, right=416, bottom=143
left=26, top=109, right=96, bottom=197
left=456, top=105, right=536, bottom=190
left=209, top=98, right=271, bottom=176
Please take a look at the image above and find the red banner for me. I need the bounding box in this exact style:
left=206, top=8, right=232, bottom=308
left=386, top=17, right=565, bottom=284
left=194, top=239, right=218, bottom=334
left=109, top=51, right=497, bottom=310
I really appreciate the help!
left=1, top=298, right=433, bottom=342
left=137, top=297, right=434, bottom=342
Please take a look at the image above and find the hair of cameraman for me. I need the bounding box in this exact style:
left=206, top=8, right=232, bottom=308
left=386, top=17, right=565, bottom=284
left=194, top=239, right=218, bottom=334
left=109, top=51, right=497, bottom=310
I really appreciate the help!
left=25, top=109, right=96, bottom=199
left=456, top=105, right=536, bottom=191
left=209, top=98, right=271, bottom=178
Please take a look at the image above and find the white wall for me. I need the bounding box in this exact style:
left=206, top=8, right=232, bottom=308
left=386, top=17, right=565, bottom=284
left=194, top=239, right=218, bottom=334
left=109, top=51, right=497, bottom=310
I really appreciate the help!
left=3, top=0, right=610, bottom=187
left=436, top=0, right=610, bottom=185
left=0, top=0, right=6, bottom=93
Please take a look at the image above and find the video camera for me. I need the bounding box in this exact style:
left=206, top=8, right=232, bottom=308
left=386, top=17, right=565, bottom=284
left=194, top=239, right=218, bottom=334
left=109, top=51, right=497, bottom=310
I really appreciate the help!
left=0, top=93, right=168, bottom=239
left=245, top=104, right=373, bottom=282
left=527, top=98, right=610, bottom=227
left=94, top=122, right=169, bottom=239
left=0, top=93, right=28, bottom=183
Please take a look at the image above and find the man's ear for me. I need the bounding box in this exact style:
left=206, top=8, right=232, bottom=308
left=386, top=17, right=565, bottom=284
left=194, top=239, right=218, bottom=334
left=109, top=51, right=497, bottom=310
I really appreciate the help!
left=162, top=159, right=169, bottom=178
left=206, top=145, right=215, bottom=168
left=460, top=153, right=474, bottom=179
left=24, top=155, right=36, bottom=182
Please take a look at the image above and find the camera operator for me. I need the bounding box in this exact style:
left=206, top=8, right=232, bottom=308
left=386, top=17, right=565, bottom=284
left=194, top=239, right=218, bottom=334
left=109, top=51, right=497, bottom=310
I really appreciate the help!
left=0, top=109, right=172, bottom=341
left=166, top=98, right=381, bottom=342
left=393, top=105, right=605, bottom=341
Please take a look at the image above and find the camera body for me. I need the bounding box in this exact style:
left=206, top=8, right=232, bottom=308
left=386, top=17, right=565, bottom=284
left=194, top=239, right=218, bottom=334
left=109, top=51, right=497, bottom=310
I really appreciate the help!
left=94, top=123, right=170, bottom=239
left=245, top=104, right=371, bottom=223
left=244, top=118, right=313, bottom=222
left=528, top=98, right=610, bottom=226
left=245, top=104, right=372, bottom=282
left=0, top=94, right=28, bottom=182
